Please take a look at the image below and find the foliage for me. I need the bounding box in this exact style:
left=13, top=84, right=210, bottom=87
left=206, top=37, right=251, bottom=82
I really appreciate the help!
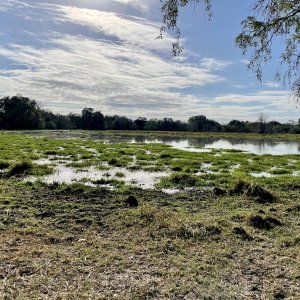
left=0, top=95, right=44, bottom=129
left=82, top=108, right=105, bottom=130
left=188, top=115, right=221, bottom=132
left=2, top=95, right=300, bottom=133
left=236, top=0, right=300, bottom=98
left=226, top=120, right=247, bottom=133
left=160, top=0, right=300, bottom=97
left=160, top=0, right=212, bottom=56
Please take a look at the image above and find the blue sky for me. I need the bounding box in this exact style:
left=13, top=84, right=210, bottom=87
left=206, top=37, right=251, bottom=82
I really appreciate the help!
left=0, top=0, right=299, bottom=122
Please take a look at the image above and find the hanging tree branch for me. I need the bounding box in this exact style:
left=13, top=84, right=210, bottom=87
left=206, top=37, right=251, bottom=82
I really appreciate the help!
left=160, top=0, right=212, bottom=56
left=160, top=0, right=300, bottom=100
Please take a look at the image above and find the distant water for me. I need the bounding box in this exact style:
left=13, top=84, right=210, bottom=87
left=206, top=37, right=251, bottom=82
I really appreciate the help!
left=104, top=136, right=300, bottom=155
left=14, top=131, right=300, bottom=155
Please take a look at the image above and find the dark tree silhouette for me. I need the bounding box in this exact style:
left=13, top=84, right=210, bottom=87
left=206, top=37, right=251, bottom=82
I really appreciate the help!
left=81, top=108, right=105, bottom=130
left=188, top=115, right=221, bottom=132
left=0, top=95, right=44, bottom=129
left=134, top=117, right=147, bottom=130
left=0, top=95, right=299, bottom=134
left=82, top=108, right=95, bottom=130
left=225, top=120, right=247, bottom=133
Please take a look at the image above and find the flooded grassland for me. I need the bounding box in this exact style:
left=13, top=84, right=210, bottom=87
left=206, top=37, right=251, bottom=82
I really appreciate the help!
left=0, top=131, right=299, bottom=299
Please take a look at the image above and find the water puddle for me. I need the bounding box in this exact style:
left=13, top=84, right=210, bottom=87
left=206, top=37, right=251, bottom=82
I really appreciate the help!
left=230, top=164, right=241, bottom=172
left=251, top=169, right=299, bottom=177
left=195, top=163, right=215, bottom=175
left=34, top=158, right=53, bottom=165
left=28, top=164, right=168, bottom=189
left=250, top=172, right=273, bottom=178
left=162, top=188, right=180, bottom=195
left=170, top=145, right=211, bottom=153
left=162, top=187, right=198, bottom=195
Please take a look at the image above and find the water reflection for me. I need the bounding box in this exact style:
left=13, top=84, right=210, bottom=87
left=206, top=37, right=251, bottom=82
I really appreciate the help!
left=16, top=131, right=300, bottom=155
left=104, top=136, right=300, bottom=155
left=195, top=138, right=300, bottom=155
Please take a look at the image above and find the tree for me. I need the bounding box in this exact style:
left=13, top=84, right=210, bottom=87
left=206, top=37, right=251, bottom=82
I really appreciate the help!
left=81, top=108, right=94, bottom=130
left=160, top=0, right=300, bottom=98
left=188, top=115, right=221, bottom=132
left=225, top=120, right=247, bottom=133
left=92, top=111, right=105, bottom=130
left=0, top=95, right=44, bottom=129
left=105, top=115, right=133, bottom=130
left=160, top=0, right=212, bottom=56
left=81, top=108, right=105, bottom=130
left=42, top=111, right=57, bottom=129
left=236, top=1, right=300, bottom=99
left=68, top=113, right=83, bottom=129
left=258, top=113, right=268, bottom=134
left=54, top=114, right=72, bottom=129
left=134, top=117, right=147, bottom=130
left=188, top=115, right=208, bottom=132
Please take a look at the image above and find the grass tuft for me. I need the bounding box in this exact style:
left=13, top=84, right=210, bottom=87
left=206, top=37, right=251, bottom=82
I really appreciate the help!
left=163, top=173, right=198, bottom=188
left=248, top=215, right=281, bottom=230
left=231, top=180, right=276, bottom=203
left=8, top=160, right=33, bottom=176
left=0, top=160, right=10, bottom=170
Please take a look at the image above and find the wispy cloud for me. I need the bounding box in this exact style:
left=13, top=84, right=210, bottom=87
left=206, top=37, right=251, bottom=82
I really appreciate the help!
left=176, top=90, right=299, bottom=122
left=200, top=58, right=232, bottom=71
left=240, top=59, right=250, bottom=65
left=112, top=0, right=154, bottom=12
left=203, top=90, right=298, bottom=121
left=0, top=32, right=223, bottom=116
left=264, top=81, right=281, bottom=88
left=0, top=1, right=226, bottom=119
left=52, top=4, right=171, bottom=51
left=0, top=0, right=297, bottom=122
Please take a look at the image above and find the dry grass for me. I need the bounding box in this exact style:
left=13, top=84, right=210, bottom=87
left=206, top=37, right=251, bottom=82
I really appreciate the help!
left=0, top=182, right=299, bottom=299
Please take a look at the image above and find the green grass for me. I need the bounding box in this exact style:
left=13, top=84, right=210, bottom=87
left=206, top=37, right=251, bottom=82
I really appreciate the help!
left=0, top=131, right=299, bottom=299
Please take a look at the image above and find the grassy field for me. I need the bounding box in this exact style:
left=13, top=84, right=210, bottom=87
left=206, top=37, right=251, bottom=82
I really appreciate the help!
left=0, top=131, right=299, bottom=299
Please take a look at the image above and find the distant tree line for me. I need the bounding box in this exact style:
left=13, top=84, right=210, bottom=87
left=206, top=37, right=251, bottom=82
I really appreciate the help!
left=1, top=95, right=300, bottom=134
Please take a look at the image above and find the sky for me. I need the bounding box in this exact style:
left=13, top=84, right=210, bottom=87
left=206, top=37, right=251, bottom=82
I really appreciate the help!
left=0, top=0, right=299, bottom=123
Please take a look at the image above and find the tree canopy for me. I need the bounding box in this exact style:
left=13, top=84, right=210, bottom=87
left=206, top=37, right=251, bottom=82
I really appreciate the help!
left=1, top=95, right=300, bottom=133
left=0, top=95, right=45, bottom=129
left=160, top=0, right=300, bottom=98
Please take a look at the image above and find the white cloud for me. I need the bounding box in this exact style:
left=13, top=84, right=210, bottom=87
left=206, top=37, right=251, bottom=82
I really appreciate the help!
left=200, top=57, right=232, bottom=71
left=52, top=4, right=171, bottom=51
left=1, top=1, right=297, bottom=122
left=240, top=59, right=250, bottom=65
left=264, top=81, right=281, bottom=88
left=212, top=90, right=289, bottom=104
left=112, top=0, right=154, bottom=12
left=171, top=90, right=299, bottom=122
left=0, top=1, right=225, bottom=119
left=0, top=0, right=38, bottom=12
left=202, top=90, right=299, bottom=122
left=234, top=84, right=247, bottom=89
left=0, top=30, right=224, bottom=118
